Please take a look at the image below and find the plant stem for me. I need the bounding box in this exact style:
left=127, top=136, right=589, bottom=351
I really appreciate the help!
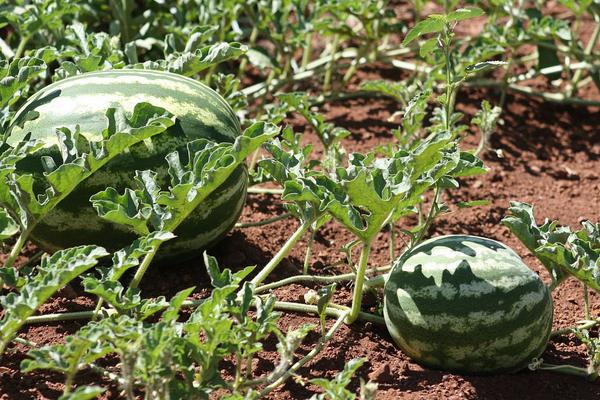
left=301, top=33, right=313, bottom=68
left=302, top=229, right=315, bottom=275
left=254, top=265, right=391, bottom=293
left=235, top=213, right=290, bottom=229
left=342, top=47, right=361, bottom=84
left=346, top=242, right=371, bottom=324
left=64, top=345, right=86, bottom=394
left=550, top=319, right=600, bottom=338
left=13, top=337, right=37, bottom=347
left=583, top=284, right=591, bottom=320
left=364, top=274, right=386, bottom=288
left=568, top=21, right=600, bottom=97
left=536, top=362, right=596, bottom=380
left=25, top=299, right=208, bottom=325
left=128, top=243, right=161, bottom=289
left=323, top=34, right=340, bottom=93
left=258, top=311, right=349, bottom=397
left=19, top=250, right=45, bottom=269
left=13, top=34, right=30, bottom=59
left=240, top=46, right=410, bottom=99
left=412, top=185, right=440, bottom=248
left=388, top=222, right=395, bottom=263
left=250, top=220, right=313, bottom=286
left=4, top=228, right=31, bottom=269
left=237, top=25, right=259, bottom=79
left=272, top=301, right=384, bottom=325
left=442, top=25, right=453, bottom=131
left=467, top=79, right=600, bottom=107
left=25, top=310, right=100, bottom=324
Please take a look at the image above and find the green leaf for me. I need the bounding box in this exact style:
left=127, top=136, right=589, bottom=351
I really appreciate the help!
left=166, top=42, right=247, bottom=76
left=502, top=202, right=572, bottom=287
left=317, top=284, right=336, bottom=335
left=204, top=252, right=254, bottom=288
left=3, top=103, right=174, bottom=237
left=464, top=61, right=507, bottom=74
left=0, top=57, right=46, bottom=109
left=90, top=187, right=152, bottom=235
left=0, top=207, right=18, bottom=240
left=403, top=17, right=446, bottom=46
left=359, top=80, right=414, bottom=104
left=278, top=92, right=350, bottom=149
left=106, top=231, right=176, bottom=281
left=310, top=358, right=366, bottom=399
left=0, top=245, right=108, bottom=356
left=246, top=48, right=276, bottom=69
left=446, top=8, right=485, bottom=22
left=58, top=386, right=106, bottom=400
left=92, top=122, right=278, bottom=235
left=419, top=37, right=439, bottom=57
left=456, top=199, right=491, bottom=208
left=450, top=152, right=488, bottom=177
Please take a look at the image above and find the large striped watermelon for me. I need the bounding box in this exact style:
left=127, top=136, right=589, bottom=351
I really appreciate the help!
left=384, top=235, right=553, bottom=374
left=6, top=69, right=246, bottom=261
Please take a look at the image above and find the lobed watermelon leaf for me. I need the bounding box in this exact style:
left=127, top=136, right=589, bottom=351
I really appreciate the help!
left=0, top=207, right=18, bottom=240
left=0, top=102, right=174, bottom=268
left=91, top=121, right=278, bottom=236
left=0, top=245, right=108, bottom=357
left=503, top=201, right=599, bottom=292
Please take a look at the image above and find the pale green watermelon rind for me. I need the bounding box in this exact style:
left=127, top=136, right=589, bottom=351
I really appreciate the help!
left=6, top=70, right=246, bottom=260
left=30, top=165, right=248, bottom=262
left=383, top=235, right=553, bottom=375
left=8, top=69, right=240, bottom=145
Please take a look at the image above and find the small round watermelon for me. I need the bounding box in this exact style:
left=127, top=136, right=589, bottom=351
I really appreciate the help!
left=384, top=235, right=553, bottom=374
left=6, top=70, right=246, bottom=261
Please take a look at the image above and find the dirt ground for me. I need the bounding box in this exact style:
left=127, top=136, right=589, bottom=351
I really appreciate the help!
left=2, top=1, right=600, bottom=399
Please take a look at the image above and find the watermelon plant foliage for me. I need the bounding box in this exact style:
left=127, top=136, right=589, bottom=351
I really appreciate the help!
left=0, top=103, right=175, bottom=268
left=0, top=0, right=598, bottom=396
left=503, top=201, right=600, bottom=293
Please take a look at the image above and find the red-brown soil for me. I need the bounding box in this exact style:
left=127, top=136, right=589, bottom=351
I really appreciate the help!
left=2, top=69, right=599, bottom=399
left=2, top=3, right=600, bottom=399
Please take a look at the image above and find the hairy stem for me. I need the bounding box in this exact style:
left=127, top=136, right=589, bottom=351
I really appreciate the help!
left=25, top=299, right=209, bottom=325
left=569, top=21, right=600, bottom=97
left=583, top=284, right=591, bottom=320
left=467, top=80, right=600, bottom=107
left=254, top=265, right=391, bottom=293
left=323, top=34, right=340, bottom=93
left=250, top=220, right=313, bottom=286
left=364, top=274, right=386, bottom=288
left=412, top=185, right=441, bottom=248
left=303, top=230, right=315, bottom=275
left=346, top=242, right=371, bottom=324
left=13, top=34, right=30, bottom=59
left=272, top=301, right=384, bottom=325
left=536, top=363, right=596, bottom=380
left=128, top=242, right=161, bottom=289
left=550, top=319, right=600, bottom=338
left=4, top=228, right=30, bottom=269
left=258, top=311, right=349, bottom=397
left=301, top=33, right=313, bottom=68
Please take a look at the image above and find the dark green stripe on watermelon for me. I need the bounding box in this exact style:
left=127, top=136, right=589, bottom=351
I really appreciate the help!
left=7, top=70, right=246, bottom=262
left=384, top=235, right=553, bottom=374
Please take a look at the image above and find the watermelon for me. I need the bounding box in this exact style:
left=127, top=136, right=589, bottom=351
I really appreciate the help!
left=384, top=235, right=553, bottom=374
left=6, top=69, right=246, bottom=261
